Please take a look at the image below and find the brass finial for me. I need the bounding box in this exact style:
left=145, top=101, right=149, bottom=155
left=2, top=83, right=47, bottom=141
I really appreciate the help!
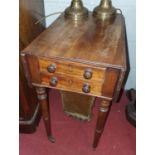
left=93, top=0, right=116, bottom=20
left=64, top=0, right=88, bottom=20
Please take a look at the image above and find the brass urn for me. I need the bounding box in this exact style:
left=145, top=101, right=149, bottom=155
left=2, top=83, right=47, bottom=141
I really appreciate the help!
left=64, top=0, right=88, bottom=20
left=93, top=0, right=116, bottom=20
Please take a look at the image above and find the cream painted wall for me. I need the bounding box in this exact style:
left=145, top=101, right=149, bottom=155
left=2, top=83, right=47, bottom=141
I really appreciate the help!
left=43, top=0, right=136, bottom=89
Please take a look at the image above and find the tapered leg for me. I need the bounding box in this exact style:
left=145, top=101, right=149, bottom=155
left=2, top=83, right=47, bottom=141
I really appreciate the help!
left=93, top=99, right=111, bottom=148
left=36, top=87, right=55, bottom=143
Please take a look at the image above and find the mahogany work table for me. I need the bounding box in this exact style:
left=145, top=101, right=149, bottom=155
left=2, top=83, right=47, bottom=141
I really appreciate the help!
left=21, top=12, right=127, bottom=148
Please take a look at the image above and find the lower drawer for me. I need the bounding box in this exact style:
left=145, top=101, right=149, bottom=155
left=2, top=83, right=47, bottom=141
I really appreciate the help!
left=40, top=72, right=104, bottom=97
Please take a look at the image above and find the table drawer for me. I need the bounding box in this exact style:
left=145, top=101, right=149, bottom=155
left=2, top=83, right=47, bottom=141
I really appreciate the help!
left=39, top=58, right=106, bottom=82
left=36, top=57, right=119, bottom=98
left=40, top=72, right=104, bottom=97
left=25, top=55, right=119, bottom=98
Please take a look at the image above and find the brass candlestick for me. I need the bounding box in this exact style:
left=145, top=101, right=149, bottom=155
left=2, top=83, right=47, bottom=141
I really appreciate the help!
left=64, top=0, right=88, bottom=20
left=93, top=0, right=116, bottom=20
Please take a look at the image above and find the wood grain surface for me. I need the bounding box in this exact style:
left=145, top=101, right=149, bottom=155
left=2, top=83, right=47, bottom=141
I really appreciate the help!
left=22, top=13, right=126, bottom=70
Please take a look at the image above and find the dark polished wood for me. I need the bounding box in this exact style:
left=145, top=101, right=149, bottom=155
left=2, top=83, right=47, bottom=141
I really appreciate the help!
left=93, top=99, right=111, bottom=148
left=35, top=87, right=55, bottom=142
left=19, top=0, right=45, bottom=133
left=23, top=14, right=126, bottom=69
left=21, top=12, right=127, bottom=147
left=19, top=0, right=45, bottom=50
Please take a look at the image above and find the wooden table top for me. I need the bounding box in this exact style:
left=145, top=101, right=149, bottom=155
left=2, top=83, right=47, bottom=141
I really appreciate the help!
left=22, top=13, right=126, bottom=70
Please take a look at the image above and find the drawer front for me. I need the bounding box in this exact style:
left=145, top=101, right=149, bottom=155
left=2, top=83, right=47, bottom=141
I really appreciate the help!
left=40, top=72, right=104, bottom=97
left=24, top=54, right=120, bottom=99
left=37, top=57, right=119, bottom=98
left=39, top=58, right=106, bottom=97
left=39, top=58, right=106, bottom=82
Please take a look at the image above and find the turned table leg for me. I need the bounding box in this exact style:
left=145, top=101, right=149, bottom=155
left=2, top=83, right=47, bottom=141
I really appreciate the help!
left=93, top=99, right=111, bottom=148
left=36, top=87, right=55, bottom=143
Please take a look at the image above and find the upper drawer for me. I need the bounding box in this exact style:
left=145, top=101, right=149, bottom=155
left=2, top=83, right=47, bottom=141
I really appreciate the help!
left=39, top=58, right=106, bottom=82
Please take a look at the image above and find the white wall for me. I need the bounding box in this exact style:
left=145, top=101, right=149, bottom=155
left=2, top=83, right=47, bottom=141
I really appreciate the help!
left=44, top=0, right=136, bottom=89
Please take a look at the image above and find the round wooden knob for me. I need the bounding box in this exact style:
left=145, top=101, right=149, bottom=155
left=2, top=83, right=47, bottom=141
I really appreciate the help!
left=83, top=68, right=92, bottom=79
left=47, top=64, right=56, bottom=73
left=82, top=83, right=91, bottom=93
left=50, top=77, right=58, bottom=87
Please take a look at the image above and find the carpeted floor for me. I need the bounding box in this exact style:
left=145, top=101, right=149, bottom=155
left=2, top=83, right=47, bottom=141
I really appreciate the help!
left=19, top=89, right=136, bottom=155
